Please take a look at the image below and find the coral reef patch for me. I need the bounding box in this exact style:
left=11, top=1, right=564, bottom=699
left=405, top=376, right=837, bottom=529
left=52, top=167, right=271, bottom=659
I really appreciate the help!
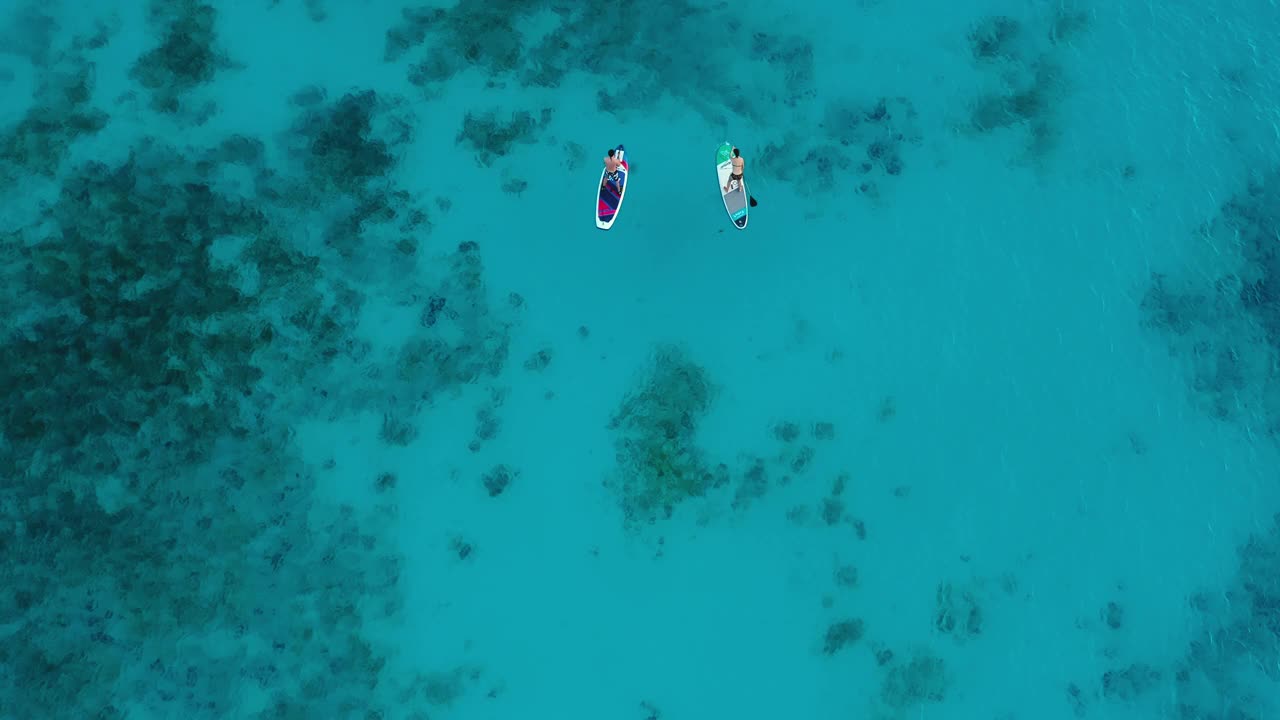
left=130, top=0, right=235, bottom=116
left=1139, top=168, right=1280, bottom=430
left=0, top=66, right=519, bottom=714
left=607, top=344, right=719, bottom=527
left=960, top=11, right=1089, bottom=164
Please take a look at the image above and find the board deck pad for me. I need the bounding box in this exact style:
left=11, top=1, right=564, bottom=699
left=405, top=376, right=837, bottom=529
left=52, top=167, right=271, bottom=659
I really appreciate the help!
left=596, top=144, right=628, bottom=230
left=716, top=142, right=748, bottom=229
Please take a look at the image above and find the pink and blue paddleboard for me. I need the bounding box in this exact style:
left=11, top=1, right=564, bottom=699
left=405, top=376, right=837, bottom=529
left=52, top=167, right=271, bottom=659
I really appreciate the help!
left=596, top=144, right=628, bottom=230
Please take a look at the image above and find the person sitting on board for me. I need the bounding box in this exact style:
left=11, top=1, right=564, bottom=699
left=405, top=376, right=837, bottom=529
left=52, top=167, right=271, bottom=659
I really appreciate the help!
left=603, top=148, right=624, bottom=192
left=723, top=147, right=745, bottom=192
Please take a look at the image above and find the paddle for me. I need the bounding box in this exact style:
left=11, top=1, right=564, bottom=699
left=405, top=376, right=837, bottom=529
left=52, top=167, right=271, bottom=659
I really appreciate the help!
left=749, top=196, right=758, bottom=207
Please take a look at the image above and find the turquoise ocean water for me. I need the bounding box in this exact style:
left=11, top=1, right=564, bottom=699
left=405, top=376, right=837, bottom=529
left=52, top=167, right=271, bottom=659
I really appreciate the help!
left=4, top=1, right=1280, bottom=718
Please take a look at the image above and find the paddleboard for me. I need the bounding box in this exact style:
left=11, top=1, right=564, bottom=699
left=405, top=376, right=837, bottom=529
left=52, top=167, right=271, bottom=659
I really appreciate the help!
left=596, top=144, right=629, bottom=230
left=716, top=141, right=748, bottom=229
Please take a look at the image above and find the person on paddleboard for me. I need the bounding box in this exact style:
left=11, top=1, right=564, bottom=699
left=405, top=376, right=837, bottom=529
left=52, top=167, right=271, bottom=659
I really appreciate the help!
left=603, top=148, right=624, bottom=191
left=723, top=147, right=745, bottom=192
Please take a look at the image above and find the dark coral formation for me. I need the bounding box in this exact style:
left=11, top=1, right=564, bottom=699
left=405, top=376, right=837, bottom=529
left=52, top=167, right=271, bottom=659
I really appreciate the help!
left=302, top=0, right=327, bottom=23
left=1224, top=181, right=1280, bottom=351
left=379, top=407, right=418, bottom=446
left=758, top=95, right=923, bottom=200
left=1103, top=600, right=1124, bottom=630
left=385, top=0, right=836, bottom=207
left=0, top=117, right=454, bottom=712
left=640, top=409, right=839, bottom=520
left=290, top=89, right=412, bottom=195
left=1140, top=169, right=1280, bottom=429
left=322, top=188, right=430, bottom=264
left=3, top=140, right=337, bottom=473
left=0, top=463, right=410, bottom=718
left=822, top=619, right=865, bottom=655
left=968, top=15, right=1025, bottom=62
left=397, top=3, right=526, bottom=88
left=874, top=645, right=895, bottom=667
left=1101, top=663, right=1161, bottom=702
left=452, top=537, right=475, bottom=561
left=781, top=463, right=867, bottom=533
left=0, top=54, right=108, bottom=179
left=1067, top=682, right=1088, bottom=717
left=1164, top=513, right=1280, bottom=718
left=879, top=652, right=949, bottom=710
left=470, top=389, right=505, bottom=453
left=502, top=177, right=529, bottom=196
left=374, top=472, right=398, bottom=493
left=0, top=2, right=60, bottom=64
left=933, top=581, right=984, bottom=643
left=130, top=0, right=233, bottom=114
left=482, top=464, right=516, bottom=498
left=835, top=565, right=859, bottom=588
left=305, top=163, right=508, bottom=422
left=754, top=416, right=823, bottom=487
left=0, top=62, right=515, bottom=712
left=732, top=459, right=770, bottom=510
left=523, top=348, right=552, bottom=371
left=789, top=446, right=816, bottom=474
left=1048, top=8, right=1091, bottom=46
left=820, top=497, right=844, bottom=526
left=639, top=700, right=663, bottom=720
left=963, top=13, right=1080, bottom=163
left=385, top=7, right=444, bottom=62
left=773, top=421, right=801, bottom=443
left=440, top=5, right=523, bottom=77
left=823, top=96, right=922, bottom=165
left=747, top=31, right=817, bottom=108
left=607, top=345, right=719, bottom=526
left=753, top=138, right=831, bottom=197
left=969, top=59, right=1065, bottom=159
left=389, top=1, right=814, bottom=127
left=393, top=241, right=515, bottom=409
left=455, top=109, right=551, bottom=167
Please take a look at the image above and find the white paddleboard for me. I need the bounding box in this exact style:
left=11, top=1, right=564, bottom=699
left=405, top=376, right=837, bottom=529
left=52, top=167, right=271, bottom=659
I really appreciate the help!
left=716, top=141, right=748, bottom=229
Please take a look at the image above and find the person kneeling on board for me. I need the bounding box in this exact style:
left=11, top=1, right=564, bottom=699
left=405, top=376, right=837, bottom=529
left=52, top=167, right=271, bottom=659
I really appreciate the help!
left=723, top=146, right=745, bottom=192
left=603, top=148, right=624, bottom=191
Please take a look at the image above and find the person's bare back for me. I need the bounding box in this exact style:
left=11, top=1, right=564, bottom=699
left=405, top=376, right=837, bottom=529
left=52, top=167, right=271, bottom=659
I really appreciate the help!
left=724, top=147, right=745, bottom=192
left=603, top=148, right=625, bottom=191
